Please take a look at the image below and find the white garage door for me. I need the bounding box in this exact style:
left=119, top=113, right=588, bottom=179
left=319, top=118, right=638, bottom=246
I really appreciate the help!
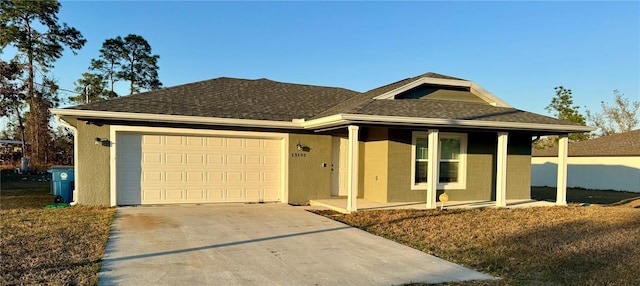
left=116, top=133, right=281, bottom=205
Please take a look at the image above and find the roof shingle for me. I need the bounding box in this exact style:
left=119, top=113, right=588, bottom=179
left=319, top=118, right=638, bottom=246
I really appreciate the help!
left=532, top=129, right=640, bottom=157
left=64, top=72, right=586, bottom=129
left=69, top=77, right=360, bottom=121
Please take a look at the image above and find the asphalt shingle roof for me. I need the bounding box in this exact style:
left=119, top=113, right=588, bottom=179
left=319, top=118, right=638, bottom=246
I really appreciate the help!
left=532, top=129, right=640, bottom=157
left=65, top=72, right=583, bottom=128
left=69, top=77, right=360, bottom=121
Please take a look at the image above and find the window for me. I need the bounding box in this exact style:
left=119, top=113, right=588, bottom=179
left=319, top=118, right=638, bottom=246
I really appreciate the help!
left=411, top=132, right=467, bottom=190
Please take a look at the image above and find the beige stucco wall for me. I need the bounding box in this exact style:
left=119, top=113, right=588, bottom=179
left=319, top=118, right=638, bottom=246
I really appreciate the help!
left=363, top=128, right=389, bottom=202
left=287, top=133, right=333, bottom=205
left=75, top=121, right=111, bottom=206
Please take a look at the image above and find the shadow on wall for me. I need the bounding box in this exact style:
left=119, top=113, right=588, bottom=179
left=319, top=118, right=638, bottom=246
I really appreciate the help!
left=532, top=162, right=640, bottom=193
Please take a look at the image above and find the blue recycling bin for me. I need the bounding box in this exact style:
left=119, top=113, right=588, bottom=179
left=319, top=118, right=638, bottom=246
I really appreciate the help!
left=48, top=166, right=75, bottom=203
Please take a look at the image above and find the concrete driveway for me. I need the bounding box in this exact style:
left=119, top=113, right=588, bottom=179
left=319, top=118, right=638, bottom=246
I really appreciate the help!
left=99, top=203, right=494, bottom=285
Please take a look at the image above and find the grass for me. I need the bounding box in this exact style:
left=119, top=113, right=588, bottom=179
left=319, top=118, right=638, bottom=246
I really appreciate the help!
left=315, top=194, right=640, bottom=285
left=0, top=171, right=116, bottom=285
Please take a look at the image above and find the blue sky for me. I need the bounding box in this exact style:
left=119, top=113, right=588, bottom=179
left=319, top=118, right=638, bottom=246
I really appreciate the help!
left=3, top=1, right=639, bottom=118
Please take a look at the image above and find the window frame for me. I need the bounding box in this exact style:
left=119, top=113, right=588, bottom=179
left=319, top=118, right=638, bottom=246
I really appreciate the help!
left=410, top=131, right=467, bottom=190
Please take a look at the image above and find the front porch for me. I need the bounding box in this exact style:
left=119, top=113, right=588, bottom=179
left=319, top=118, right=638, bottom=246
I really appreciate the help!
left=309, top=198, right=556, bottom=214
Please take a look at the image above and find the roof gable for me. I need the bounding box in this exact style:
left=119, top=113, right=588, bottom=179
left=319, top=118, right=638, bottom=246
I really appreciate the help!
left=372, top=75, right=511, bottom=107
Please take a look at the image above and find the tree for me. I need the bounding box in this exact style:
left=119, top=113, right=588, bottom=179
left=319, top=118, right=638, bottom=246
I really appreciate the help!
left=586, top=90, right=640, bottom=137
left=69, top=72, right=112, bottom=104
left=78, top=34, right=161, bottom=97
left=0, top=59, right=27, bottom=154
left=119, top=34, right=162, bottom=94
left=545, top=86, right=589, bottom=142
left=0, top=0, right=85, bottom=169
left=91, top=37, right=124, bottom=94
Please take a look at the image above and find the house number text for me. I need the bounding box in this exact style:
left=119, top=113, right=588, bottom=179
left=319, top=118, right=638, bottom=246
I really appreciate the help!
left=291, top=153, right=307, bottom=157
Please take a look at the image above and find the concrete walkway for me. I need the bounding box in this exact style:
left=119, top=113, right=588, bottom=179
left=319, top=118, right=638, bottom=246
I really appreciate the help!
left=99, top=203, right=494, bottom=285
left=310, top=198, right=556, bottom=213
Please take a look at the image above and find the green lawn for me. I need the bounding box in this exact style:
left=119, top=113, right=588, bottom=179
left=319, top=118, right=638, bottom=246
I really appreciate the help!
left=0, top=171, right=115, bottom=285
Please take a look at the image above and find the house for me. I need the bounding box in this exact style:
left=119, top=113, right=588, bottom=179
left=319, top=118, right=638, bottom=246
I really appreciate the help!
left=532, top=130, right=640, bottom=193
left=50, top=72, right=593, bottom=211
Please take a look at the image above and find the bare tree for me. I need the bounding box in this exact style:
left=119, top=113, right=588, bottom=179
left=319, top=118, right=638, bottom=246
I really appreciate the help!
left=587, top=90, right=640, bottom=137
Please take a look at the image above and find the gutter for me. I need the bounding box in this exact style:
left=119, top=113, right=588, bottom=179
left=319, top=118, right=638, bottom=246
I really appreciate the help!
left=303, top=114, right=597, bottom=133
left=50, top=109, right=303, bottom=130
left=55, top=115, right=79, bottom=206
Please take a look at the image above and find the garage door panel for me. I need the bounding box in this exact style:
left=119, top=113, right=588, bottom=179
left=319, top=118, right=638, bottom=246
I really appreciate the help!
left=186, top=189, right=205, bottom=200
left=165, top=189, right=184, bottom=200
left=165, top=171, right=183, bottom=182
left=245, top=155, right=261, bottom=165
left=226, top=138, right=243, bottom=148
left=118, top=134, right=282, bottom=205
left=143, top=171, right=162, bottom=182
left=263, top=155, right=279, bottom=166
left=186, top=137, right=204, bottom=146
left=142, top=135, right=162, bottom=145
left=264, top=172, right=279, bottom=182
left=207, top=171, right=224, bottom=182
left=207, top=189, right=225, bottom=200
left=227, top=189, right=243, bottom=199
left=263, top=140, right=279, bottom=149
left=165, top=136, right=183, bottom=146
left=245, top=138, right=261, bottom=148
left=186, top=154, right=204, bottom=164
left=186, top=171, right=204, bottom=182
left=143, top=153, right=162, bottom=164
left=143, top=189, right=163, bottom=200
left=206, top=137, right=224, bottom=147
left=226, top=172, right=243, bottom=182
left=226, top=155, right=243, bottom=165
left=246, top=188, right=260, bottom=199
left=165, top=153, right=184, bottom=164
left=206, top=154, right=224, bottom=165
left=245, top=172, right=261, bottom=182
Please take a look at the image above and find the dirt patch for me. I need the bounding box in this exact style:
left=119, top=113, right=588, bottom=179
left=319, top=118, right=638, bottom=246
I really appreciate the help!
left=118, top=213, right=178, bottom=230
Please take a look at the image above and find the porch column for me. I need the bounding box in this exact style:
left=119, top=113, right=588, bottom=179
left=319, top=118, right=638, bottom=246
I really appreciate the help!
left=556, top=134, right=568, bottom=205
left=426, top=129, right=439, bottom=209
left=496, top=132, right=509, bottom=207
left=347, top=125, right=359, bottom=212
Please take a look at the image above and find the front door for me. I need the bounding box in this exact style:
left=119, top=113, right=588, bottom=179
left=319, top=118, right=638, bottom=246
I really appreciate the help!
left=331, top=137, right=348, bottom=196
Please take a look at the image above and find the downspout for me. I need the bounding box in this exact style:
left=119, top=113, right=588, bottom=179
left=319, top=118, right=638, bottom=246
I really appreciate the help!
left=55, top=115, right=79, bottom=206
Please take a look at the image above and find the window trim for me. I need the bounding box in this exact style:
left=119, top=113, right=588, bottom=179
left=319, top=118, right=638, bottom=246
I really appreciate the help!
left=411, top=132, right=467, bottom=190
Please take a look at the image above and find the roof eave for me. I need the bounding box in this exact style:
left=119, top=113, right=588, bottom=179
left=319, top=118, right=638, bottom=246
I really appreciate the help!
left=51, top=109, right=596, bottom=133
left=303, top=114, right=596, bottom=133
left=50, top=108, right=304, bottom=129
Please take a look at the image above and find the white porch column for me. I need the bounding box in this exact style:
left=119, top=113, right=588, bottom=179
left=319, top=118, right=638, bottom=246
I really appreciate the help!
left=556, top=134, right=569, bottom=205
left=426, top=129, right=439, bottom=209
left=347, top=125, right=359, bottom=212
left=496, top=132, right=509, bottom=207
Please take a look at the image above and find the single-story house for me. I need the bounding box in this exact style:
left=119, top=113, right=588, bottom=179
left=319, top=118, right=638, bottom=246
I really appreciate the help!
left=51, top=72, right=593, bottom=211
left=532, top=130, right=640, bottom=193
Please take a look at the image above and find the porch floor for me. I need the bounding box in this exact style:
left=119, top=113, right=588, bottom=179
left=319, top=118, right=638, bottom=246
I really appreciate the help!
left=308, top=198, right=556, bottom=213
